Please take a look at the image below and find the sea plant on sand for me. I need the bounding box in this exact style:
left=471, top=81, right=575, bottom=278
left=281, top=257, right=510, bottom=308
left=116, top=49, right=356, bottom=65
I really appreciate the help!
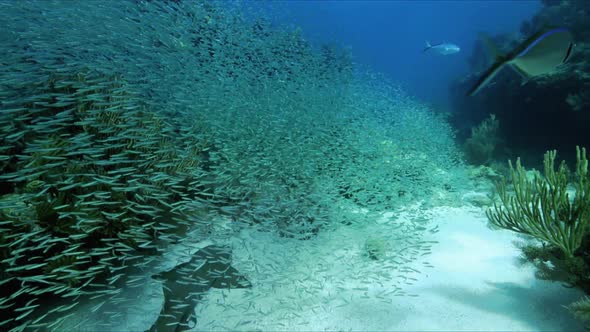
left=487, top=146, right=590, bottom=320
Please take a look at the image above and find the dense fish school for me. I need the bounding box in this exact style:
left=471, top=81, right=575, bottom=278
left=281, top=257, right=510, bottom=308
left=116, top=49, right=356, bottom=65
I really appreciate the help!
left=0, top=1, right=463, bottom=331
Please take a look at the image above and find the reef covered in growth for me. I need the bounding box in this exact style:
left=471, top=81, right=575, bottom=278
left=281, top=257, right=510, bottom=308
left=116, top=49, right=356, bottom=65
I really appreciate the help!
left=451, top=0, right=590, bottom=166
left=0, top=1, right=462, bottom=330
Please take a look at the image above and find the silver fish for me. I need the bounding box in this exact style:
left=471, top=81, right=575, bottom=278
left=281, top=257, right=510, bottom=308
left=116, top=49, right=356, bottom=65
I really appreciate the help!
left=423, top=41, right=460, bottom=55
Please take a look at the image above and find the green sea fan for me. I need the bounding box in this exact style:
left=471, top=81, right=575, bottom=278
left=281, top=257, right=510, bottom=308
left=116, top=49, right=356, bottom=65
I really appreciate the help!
left=487, top=147, right=590, bottom=258
left=464, top=114, right=500, bottom=165
left=568, top=296, right=590, bottom=321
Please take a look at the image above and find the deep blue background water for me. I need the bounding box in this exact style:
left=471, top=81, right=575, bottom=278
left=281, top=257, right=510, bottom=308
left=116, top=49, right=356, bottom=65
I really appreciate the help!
left=266, top=0, right=540, bottom=108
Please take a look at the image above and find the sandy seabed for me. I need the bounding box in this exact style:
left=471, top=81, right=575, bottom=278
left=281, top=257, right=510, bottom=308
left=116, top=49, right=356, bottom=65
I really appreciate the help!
left=196, top=205, right=584, bottom=331
left=65, top=202, right=585, bottom=331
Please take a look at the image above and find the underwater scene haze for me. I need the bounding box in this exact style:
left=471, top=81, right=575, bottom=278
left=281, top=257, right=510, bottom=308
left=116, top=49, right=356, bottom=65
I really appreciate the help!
left=1, top=0, right=590, bottom=331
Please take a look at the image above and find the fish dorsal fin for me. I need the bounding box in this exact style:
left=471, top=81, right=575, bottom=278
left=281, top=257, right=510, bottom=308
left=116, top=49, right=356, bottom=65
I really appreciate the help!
left=479, top=32, right=503, bottom=63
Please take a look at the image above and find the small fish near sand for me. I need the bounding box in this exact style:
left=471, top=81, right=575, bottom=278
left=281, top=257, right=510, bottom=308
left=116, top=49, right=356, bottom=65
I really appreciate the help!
left=147, top=245, right=252, bottom=332
left=467, top=27, right=574, bottom=96
left=423, top=41, right=461, bottom=55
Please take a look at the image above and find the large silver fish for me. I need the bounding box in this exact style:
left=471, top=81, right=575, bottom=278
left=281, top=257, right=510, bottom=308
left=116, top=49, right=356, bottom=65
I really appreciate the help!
left=467, top=27, right=574, bottom=96
left=147, top=245, right=251, bottom=332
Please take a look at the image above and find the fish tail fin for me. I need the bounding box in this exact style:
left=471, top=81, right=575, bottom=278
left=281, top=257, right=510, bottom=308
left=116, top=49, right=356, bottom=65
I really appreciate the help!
left=423, top=40, right=432, bottom=52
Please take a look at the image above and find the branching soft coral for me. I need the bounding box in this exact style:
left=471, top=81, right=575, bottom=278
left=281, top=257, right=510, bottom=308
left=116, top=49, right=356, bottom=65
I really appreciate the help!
left=487, top=146, right=590, bottom=258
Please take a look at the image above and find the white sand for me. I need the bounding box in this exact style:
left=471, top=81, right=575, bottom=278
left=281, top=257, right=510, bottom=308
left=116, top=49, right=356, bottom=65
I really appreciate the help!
left=192, top=205, right=584, bottom=331
left=381, top=205, right=584, bottom=331
left=62, top=201, right=585, bottom=331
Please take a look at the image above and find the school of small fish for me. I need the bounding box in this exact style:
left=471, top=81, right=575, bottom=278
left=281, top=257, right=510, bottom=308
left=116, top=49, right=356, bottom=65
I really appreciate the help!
left=0, top=1, right=464, bottom=331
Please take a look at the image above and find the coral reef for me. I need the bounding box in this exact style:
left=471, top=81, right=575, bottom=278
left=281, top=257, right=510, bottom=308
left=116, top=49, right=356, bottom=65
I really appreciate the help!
left=364, top=236, right=388, bottom=260
left=0, top=69, right=209, bottom=330
left=463, top=114, right=501, bottom=165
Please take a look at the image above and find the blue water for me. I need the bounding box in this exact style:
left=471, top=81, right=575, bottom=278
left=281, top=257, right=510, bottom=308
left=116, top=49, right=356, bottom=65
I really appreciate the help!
left=1, top=1, right=584, bottom=331
left=270, top=0, right=540, bottom=106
